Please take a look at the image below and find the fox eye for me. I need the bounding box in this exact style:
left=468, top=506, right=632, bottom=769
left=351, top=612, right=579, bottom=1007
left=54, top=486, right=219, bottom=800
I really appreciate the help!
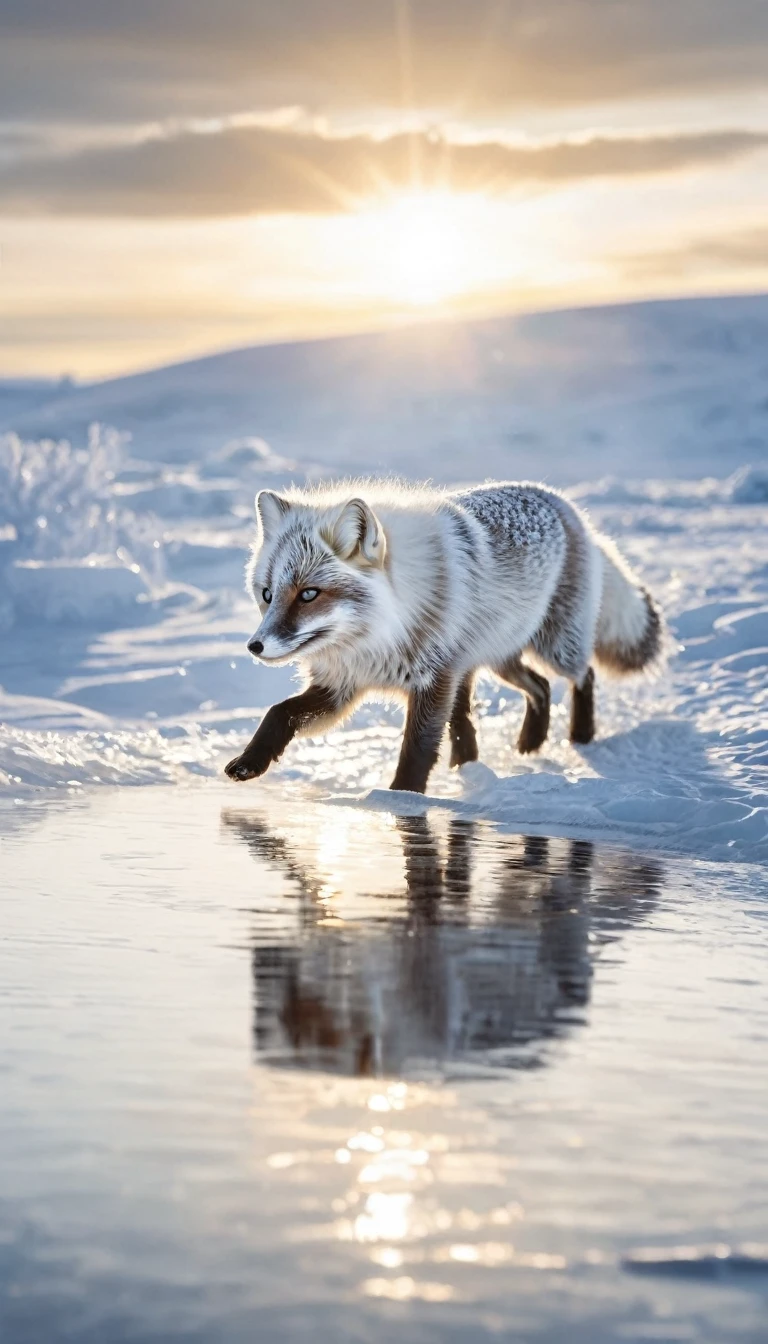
left=262, top=587, right=272, bottom=604
left=300, top=587, right=319, bottom=603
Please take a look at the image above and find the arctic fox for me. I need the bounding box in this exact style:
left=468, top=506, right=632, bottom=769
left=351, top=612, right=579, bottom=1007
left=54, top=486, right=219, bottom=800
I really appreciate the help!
left=225, top=480, right=662, bottom=794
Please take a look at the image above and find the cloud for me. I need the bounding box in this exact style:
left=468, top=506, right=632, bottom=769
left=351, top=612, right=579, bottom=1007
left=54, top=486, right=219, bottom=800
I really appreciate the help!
left=625, top=228, right=768, bottom=277
left=0, top=124, right=766, bottom=218
left=1, top=1, right=767, bottom=122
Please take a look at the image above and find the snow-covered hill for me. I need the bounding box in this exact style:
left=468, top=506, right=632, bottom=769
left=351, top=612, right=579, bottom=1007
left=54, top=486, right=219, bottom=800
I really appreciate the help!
left=5, top=294, right=768, bottom=483
left=0, top=294, right=766, bottom=862
left=0, top=377, right=65, bottom=425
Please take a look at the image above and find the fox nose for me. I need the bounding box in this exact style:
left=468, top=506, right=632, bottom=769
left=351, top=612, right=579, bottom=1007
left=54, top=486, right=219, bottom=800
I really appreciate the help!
left=247, top=637, right=264, bottom=656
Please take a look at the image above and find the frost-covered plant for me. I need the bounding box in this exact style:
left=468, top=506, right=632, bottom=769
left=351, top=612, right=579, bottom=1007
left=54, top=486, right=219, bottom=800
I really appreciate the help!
left=0, top=424, right=166, bottom=589
left=0, top=424, right=123, bottom=556
left=114, top=512, right=168, bottom=591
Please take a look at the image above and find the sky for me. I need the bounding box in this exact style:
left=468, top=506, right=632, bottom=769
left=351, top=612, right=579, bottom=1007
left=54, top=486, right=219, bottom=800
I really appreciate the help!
left=2, top=0, right=768, bottom=380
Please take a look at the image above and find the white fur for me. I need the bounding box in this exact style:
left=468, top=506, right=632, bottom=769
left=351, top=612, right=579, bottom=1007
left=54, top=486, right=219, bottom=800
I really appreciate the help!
left=245, top=479, right=661, bottom=719
left=595, top=534, right=652, bottom=653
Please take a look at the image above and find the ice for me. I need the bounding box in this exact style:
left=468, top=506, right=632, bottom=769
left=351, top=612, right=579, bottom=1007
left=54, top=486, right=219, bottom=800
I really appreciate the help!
left=725, top=463, right=768, bottom=504
left=622, top=1244, right=768, bottom=1281
left=0, top=294, right=766, bottom=864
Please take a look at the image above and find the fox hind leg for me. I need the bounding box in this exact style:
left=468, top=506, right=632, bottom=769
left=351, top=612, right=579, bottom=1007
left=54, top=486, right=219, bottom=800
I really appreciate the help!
left=569, top=666, right=595, bottom=745
left=495, top=658, right=551, bottom=754
left=449, top=673, right=479, bottom=769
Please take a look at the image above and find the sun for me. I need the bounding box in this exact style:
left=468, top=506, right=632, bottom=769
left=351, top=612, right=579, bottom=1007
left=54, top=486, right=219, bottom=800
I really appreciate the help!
left=369, top=190, right=478, bottom=306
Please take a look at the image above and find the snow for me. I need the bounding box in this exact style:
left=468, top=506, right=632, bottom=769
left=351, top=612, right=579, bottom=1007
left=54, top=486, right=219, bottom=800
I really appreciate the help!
left=6, top=557, right=146, bottom=625
left=0, top=293, right=766, bottom=863
left=6, top=292, right=768, bottom=482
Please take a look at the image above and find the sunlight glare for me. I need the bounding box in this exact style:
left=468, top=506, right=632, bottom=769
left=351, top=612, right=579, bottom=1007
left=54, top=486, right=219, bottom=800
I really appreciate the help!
left=370, top=191, right=481, bottom=306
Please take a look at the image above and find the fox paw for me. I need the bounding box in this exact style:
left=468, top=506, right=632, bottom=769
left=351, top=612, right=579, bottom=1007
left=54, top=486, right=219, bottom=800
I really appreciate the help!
left=449, top=717, right=479, bottom=769
left=516, top=704, right=550, bottom=754
left=225, top=752, right=271, bottom=782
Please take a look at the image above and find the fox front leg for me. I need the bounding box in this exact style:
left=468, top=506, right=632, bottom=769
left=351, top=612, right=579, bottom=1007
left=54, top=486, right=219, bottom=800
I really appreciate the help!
left=225, top=683, right=344, bottom=782
left=390, top=670, right=456, bottom=794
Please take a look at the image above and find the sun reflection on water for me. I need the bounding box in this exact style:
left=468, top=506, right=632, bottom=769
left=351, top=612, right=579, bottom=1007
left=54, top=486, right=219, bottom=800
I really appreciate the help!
left=303, top=1079, right=532, bottom=1301
left=239, top=811, right=666, bottom=1306
left=354, top=1191, right=415, bottom=1245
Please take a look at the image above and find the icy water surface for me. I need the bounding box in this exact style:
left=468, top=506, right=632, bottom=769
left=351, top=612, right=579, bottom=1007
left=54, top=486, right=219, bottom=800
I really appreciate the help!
left=1, top=786, right=767, bottom=1344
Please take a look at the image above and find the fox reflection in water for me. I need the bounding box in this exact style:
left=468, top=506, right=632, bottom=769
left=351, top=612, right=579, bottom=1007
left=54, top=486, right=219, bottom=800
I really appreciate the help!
left=222, top=811, right=663, bottom=1076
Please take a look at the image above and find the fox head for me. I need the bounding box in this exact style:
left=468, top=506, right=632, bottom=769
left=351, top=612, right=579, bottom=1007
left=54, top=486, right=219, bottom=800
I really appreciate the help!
left=245, top=490, right=388, bottom=664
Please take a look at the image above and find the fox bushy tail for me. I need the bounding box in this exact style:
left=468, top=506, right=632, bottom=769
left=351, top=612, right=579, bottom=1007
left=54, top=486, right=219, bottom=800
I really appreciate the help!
left=594, top=536, right=663, bottom=675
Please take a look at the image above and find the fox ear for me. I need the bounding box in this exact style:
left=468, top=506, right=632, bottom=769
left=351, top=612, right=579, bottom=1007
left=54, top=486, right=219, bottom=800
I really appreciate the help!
left=255, top=490, right=290, bottom=541
left=330, top=497, right=386, bottom=567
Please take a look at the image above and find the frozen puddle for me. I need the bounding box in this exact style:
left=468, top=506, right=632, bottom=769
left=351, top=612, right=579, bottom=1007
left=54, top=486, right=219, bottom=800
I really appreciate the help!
left=1, top=785, right=767, bottom=1344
